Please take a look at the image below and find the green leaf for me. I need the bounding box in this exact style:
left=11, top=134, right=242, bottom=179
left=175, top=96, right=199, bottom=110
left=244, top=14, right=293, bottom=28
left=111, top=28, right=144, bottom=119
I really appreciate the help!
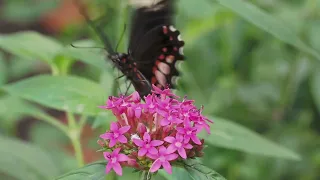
left=56, top=161, right=106, bottom=180
left=214, top=0, right=320, bottom=60
left=0, top=96, right=44, bottom=128
left=0, top=31, right=62, bottom=63
left=0, top=135, right=59, bottom=180
left=311, top=70, right=320, bottom=113
left=179, top=160, right=226, bottom=180
left=199, top=116, right=301, bottom=160
left=158, top=167, right=193, bottom=180
left=2, top=75, right=107, bottom=115
left=0, top=52, right=7, bottom=86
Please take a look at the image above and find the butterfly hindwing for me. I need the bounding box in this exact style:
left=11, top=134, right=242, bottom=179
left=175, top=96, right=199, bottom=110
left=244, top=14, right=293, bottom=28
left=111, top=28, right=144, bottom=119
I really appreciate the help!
left=129, top=0, right=185, bottom=89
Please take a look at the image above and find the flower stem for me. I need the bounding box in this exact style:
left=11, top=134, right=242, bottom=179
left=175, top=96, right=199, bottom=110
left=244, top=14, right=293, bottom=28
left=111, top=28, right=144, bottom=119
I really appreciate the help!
left=69, top=131, right=85, bottom=167
left=140, top=171, right=153, bottom=180
left=67, top=112, right=85, bottom=167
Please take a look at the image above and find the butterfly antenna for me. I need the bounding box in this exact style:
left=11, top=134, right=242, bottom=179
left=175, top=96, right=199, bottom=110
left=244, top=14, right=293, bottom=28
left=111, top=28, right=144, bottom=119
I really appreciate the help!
left=115, top=24, right=127, bottom=52
left=70, top=43, right=105, bottom=49
left=74, top=0, right=115, bottom=54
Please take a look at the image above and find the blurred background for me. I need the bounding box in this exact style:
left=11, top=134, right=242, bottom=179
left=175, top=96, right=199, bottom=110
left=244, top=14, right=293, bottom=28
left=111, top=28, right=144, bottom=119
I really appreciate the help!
left=0, top=0, right=319, bottom=179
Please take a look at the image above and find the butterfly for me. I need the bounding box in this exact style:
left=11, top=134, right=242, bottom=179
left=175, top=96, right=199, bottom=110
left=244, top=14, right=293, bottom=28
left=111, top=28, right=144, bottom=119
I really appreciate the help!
left=76, top=0, right=185, bottom=98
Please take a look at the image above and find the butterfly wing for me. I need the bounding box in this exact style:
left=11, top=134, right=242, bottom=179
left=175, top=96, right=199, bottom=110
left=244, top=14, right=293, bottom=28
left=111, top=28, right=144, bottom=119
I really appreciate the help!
left=128, top=0, right=185, bottom=89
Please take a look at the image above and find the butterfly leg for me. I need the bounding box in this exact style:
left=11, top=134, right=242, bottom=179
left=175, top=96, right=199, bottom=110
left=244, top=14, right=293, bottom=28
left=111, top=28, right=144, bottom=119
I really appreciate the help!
left=125, top=82, right=132, bottom=95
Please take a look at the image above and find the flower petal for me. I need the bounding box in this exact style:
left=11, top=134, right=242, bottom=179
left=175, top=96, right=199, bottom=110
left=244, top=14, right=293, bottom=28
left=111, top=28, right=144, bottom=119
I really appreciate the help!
left=160, top=119, right=170, bottom=126
left=166, top=153, right=178, bottom=161
left=117, top=154, right=128, bottom=162
left=138, top=148, right=147, bottom=157
left=184, top=144, right=193, bottom=149
left=150, top=140, right=164, bottom=146
left=158, top=146, right=166, bottom=154
left=112, top=148, right=121, bottom=155
left=112, top=162, right=123, bottom=176
left=105, top=162, right=113, bottom=174
left=133, top=139, right=144, bottom=147
left=109, top=139, right=117, bottom=147
left=135, top=108, right=142, bottom=118
left=148, top=147, right=158, bottom=154
left=119, top=125, right=130, bottom=134
left=117, top=135, right=128, bottom=143
left=191, top=135, right=201, bottom=145
left=162, top=161, right=172, bottom=174
left=177, top=148, right=187, bottom=159
left=143, top=132, right=151, bottom=142
left=100, top=132, right=112, bottom=139
left=110, top=122, right=119, bottom=132
left=149, top=160, right=162, bottom=173
left=166, top=144, right=177, bottom=154
left=164, top=136, right=175, bottom=143
left=147, top=153, right=158, bottom=159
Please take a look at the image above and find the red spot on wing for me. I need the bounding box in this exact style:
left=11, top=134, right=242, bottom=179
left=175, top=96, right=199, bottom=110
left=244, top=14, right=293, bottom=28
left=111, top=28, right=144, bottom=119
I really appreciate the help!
left=163, top=26, right=168, bottom=34
left=159, top=54, right=165, bottom=60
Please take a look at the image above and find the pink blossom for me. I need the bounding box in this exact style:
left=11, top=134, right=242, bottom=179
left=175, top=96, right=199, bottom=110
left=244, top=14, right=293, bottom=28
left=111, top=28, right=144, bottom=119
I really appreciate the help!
left=177, top=123, right=201, bottom=145
left=149, top=146, right=178, bottom=174
left=152, top=84, right=179, bottom=99
left=104, top=148, right=128, bottom=176
left=98, top=87, right=213, bottom=176
left=165, top=134, right=193, bottom=159
left=133, top=132, right=164, bottom=156
left=159, top=110, right=183, bottom=126
left=100, top=122, right=130, bottom=147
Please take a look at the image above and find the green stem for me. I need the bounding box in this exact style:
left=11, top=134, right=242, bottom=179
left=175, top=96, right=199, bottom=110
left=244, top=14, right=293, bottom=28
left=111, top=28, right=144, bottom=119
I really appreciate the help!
left=67, top=112, right=85, bottom=167
left=106, top=171, right=117, bottom=180
left=69, top=131, right=85, bottom=167
left=50, top=63, right=60, bottom=76
left=78, top=114, right=88, bottom=130
left=140, top=171, right=153, bottom=180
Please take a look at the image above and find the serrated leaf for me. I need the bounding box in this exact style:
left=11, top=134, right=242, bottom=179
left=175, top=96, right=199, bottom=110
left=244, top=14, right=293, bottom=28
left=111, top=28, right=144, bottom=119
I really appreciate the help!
left=0, top=135, right=59, bottom=180
left=56, top=161, right=106, bottom=180
left=214, top=0, right=320, bottom=61
left=199, top=116, right=301, bottom=160
left=2, top=75, right=108, bottom=115
left=0, top=31, right=62, bottom=63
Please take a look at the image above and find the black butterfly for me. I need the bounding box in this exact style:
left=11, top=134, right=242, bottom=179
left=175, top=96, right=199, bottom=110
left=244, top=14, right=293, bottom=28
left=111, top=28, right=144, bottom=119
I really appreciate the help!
left=76, top=0, right=185, bottom=98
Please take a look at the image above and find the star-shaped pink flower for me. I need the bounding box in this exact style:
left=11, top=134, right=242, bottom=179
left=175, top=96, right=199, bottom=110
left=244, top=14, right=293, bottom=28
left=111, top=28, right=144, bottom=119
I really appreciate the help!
left=176, top=123, right=201, bottom=145
left=164, top=134, right=193, bottom=159
left=133, top=132, right=163, bottom=156
left=149, top=146, right=178, bottom=174
left=104, top=148, right=128, bottom=176
left=100, top=122, right=130, bottom=147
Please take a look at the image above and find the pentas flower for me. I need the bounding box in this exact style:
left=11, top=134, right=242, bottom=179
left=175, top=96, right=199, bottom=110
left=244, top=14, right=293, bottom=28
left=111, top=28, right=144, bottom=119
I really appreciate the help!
left=148, top=146, right=178, bottom=174
left=104, top=148, right=128, bottom=176
left=164, top=134, right=192, bottom=159
left=97, top=85, right=213, bottom=176
left=133, top=132, right=164, bottom=156
left=100, top=122, right=130, bottom=147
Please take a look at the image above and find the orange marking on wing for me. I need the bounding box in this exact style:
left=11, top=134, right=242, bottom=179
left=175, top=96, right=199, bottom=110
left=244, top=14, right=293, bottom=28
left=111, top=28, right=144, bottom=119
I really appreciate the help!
left=151, top=76, right=157, bottom=84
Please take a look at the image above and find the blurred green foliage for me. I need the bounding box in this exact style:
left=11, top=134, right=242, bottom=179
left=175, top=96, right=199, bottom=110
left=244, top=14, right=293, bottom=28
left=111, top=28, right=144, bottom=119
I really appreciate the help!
left=0, top=0, right=319, bottom=180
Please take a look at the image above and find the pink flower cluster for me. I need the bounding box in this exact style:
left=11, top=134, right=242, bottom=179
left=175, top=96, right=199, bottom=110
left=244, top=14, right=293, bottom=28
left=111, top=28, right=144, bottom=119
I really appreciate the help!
left=97, top=85, right=213, bottom=176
